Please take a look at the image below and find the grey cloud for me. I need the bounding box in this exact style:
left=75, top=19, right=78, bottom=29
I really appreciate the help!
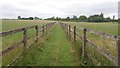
left=118, top=1, right=120, bottom=18
left=59, top=1, right=118, bottom=18
left=0, top=4, right=40, bottom=18
left=0, top=0, right=118, bottom=19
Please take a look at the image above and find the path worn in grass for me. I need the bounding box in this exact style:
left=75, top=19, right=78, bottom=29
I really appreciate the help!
left=15, top=23, right=81, bottom=66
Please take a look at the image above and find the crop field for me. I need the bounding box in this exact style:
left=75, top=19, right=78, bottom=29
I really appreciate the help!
left=1, top=20, right=119, bottom=66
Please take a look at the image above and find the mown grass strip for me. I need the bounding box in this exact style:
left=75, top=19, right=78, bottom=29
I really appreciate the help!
left=14, top=23, right=81, bottom=66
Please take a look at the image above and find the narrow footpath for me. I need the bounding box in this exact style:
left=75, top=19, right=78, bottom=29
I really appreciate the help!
left=15, top=23, right=81, bottom=66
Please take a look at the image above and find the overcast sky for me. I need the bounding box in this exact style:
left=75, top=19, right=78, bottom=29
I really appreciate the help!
left=0, top=0, right=119, bottom=19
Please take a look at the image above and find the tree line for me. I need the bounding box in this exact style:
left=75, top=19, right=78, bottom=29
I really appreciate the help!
left=45, top=13, right=118, bottom=22
left=18, top=16, right=42, bottom=20
left=17, top=13, right=119, bottom=22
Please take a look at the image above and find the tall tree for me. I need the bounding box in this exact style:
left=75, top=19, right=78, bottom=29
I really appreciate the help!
left=18, top=16, right=21, bottom=19
left=29, top=17, right=34, bottom=20
left=79, top=15, right=87, bottom=22
left=100, top=13, right=104, bottom=17
left=34, top=17, right=40, bottom=20
left=66, top=16, right=70, bottom=21
left=73, top=15, right=78, bottom=21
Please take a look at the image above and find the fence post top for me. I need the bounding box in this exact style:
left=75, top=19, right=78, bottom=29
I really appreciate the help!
left=35, top=25, right=38, bottom=29
left=23, top=28, right=26, bottom=30
left=83, top=28, right=87, bottom=31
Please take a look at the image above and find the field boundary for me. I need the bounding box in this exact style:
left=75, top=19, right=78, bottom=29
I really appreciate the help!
left=60, top=22, right=120, bottom=66
left=0, top=22, right=56, bottom=66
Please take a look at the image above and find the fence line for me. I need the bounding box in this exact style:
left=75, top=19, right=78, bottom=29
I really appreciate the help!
left=0, top=22, right=56, bottom=66
left=59, top=22, right=120, bottom=66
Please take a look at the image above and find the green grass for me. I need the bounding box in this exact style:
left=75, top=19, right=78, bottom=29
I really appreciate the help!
left=1, top=20, right=117, bottom=66
left=86, top=45, right=114, bottom=66
left=1, top=20, right=53, bottom=66
left=2, top=20, right=53, bottom=32
left=63, top=22, right=117, bottom=66
left=2, top=20, right=52, bottom=49
left=64, top=22, right=118, bottom=35
left=14, top=23, right=81, bottom=66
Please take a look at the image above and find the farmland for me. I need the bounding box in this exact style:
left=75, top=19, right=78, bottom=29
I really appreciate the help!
left=1, top=20, right=54, bottom=66
left=2, top=20, right=53, bottom=31
left=2, top=20, right=53, bottom=50
left=1, top=20, right=119, bottom=66
left=61, top=22, right=118, bottom=66
left=63, top=22, right=118, bottom=35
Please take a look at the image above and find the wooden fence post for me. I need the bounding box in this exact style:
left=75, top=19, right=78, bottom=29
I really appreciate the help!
left=46, top=24, right=47, bottom=33
left=23, top=28, right=27, bottom=51
left=69, top=25, right=71, bottom=40
left=42, top=25, right=44, bottom=34
left=65, top=24, right=67, bottom=33
left=74, top=26, right=76, bottom=42
left=35, top=25, right=38, bottom=45
left=82, top=28, right=87, bottom=58
left=67, top=25, right=69, bottom=35
left=117, top=37, right=120, bottom=67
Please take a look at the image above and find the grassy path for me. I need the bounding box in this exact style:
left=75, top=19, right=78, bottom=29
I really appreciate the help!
left=15, top=23, right=81, bottom=66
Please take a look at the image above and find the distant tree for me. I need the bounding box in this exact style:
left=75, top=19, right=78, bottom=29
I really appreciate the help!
left=79, top=15, right=87, bottom=22
left=22, top=17, right=29, bottom=20
left=34, top=17, right=40, bottom=20
left=72, top=15, right=78, bottom=21
left=104, top=17, right=111, bottom=22
left=51, top=16, right=55, bottom=20
left=43, top=13, right=114, bottom=22
left=88, top=16, right=93, bottom=22
left=118, top=18, right=120, bottom=23
left=55, top=17, right=59, bottom=21
left=100, top=13, right=104, bottom=17
left=29, top=17, right=34, bottom=20
left=88, top=14, right=104, bottom=22
left=66, top=16, right=70, bottom=21
left=39, top=18, right=42, bottom=20
left=18, top=16, right=21, bottom=19
left=58, top=17, right=61, bottom=21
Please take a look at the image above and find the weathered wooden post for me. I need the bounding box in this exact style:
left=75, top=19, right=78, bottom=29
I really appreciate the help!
left=74, top=26, right=76, bottom=42
left=67, top=24, right=69, bottom=35
left=42, top=25, right=44, bottom=34
left=47, top=24, right=49, bottom=29
left=64, top=24, right=66, bottom=30
left=82, top=28, right=87, bottom=58
left=69, top=25, right=71, bottom=40
left=117, top=36, right=120, bottom=67
left=23, top=28, right=27, bottom=51
left=46, top=24, right=47, bottom=33
left=35, top=25, right=38, bottom=45
left=62, top=23, right=64, bottom=29
left=63, top=24, right=64, bottom=29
